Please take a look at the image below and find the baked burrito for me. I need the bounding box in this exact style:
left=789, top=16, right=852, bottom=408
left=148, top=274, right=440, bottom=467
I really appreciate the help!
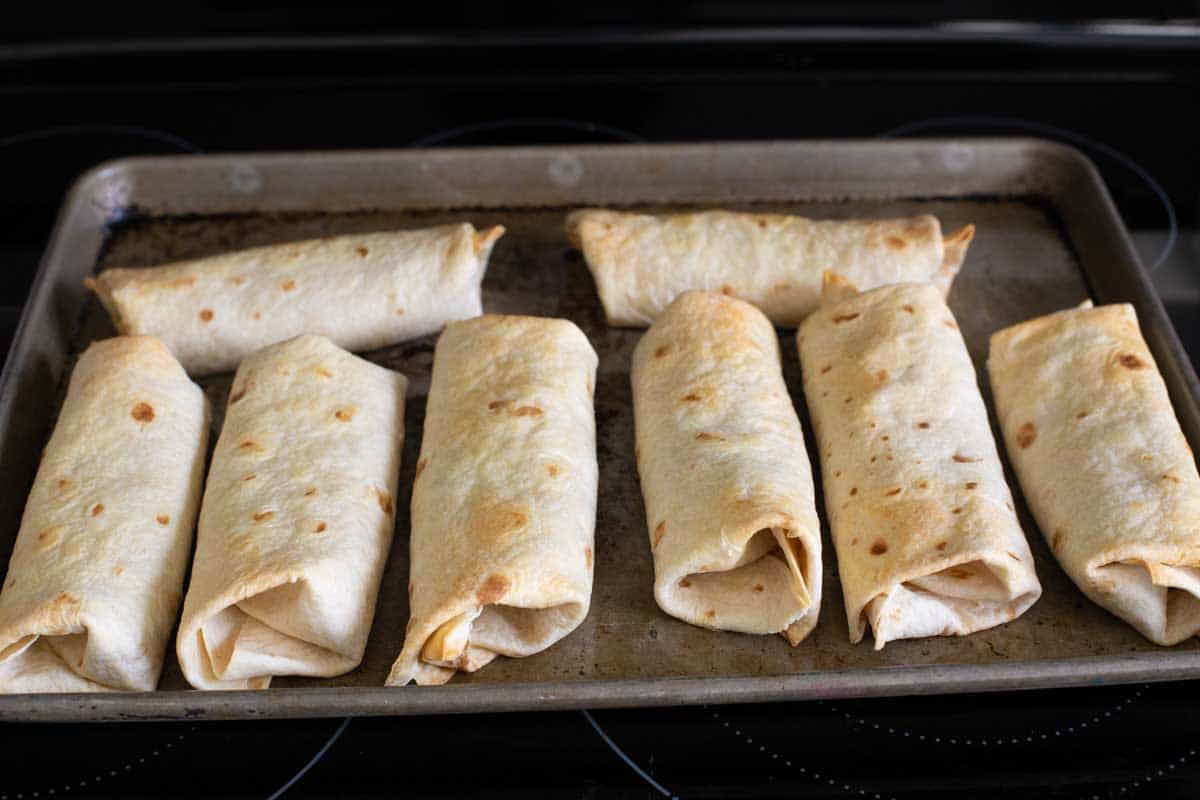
left=631, top=290, right=822, bottom=643
left=88, top=223, right=505, bottom=376
left=177, top=334, right=407, bottom=689
left=566, top=208, right=974, bottom=327
left=0, top=336, right=209, bottom=693
left=798, top=276, right=1041, bottom=648
left=989, top=302, right=1200, bottom=645
left=387, top=314, right=598, bottom=686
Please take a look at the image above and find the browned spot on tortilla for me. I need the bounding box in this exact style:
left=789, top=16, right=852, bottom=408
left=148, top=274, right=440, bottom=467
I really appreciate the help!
left=90, top=503, right=104, bottom=516
left=845, top=396, right=852, bottom=404
left=705, top=609, right=716, bottom=618
left=820, top=364, right=832, bottom=374
left=407, top=583, right=413, bottom=597
left=885, top=487, right=902, bottom=496
left=849, top=487, right=858, bottom=496
left=56, top=478, right=71, bottom=490
left=1163, top=474, right=1182, bottom=484
left=951, top=507, right=962, bottom=515
left=162, top=276, right=196, bottom=289
left=127, top=402, right=155, bottom=423
left=476, top=574, right=511, bottom=604
left=881, top=435, right=890, bottom=442
left=37, top=527, right=59, bottom=547
left=886, top=236, right=908, bottom=250
left=953, top=454, right=981, bottom=463
left=1076, top=410, right=1089, bottom=419
left=239, top=440, right=265, bottom=453
left=850, top=537, right=859, bottom=546
left=875, top=369, right=889, bottom=384
left=917, top=480, right=929, bottom=489
left=242, top=474, right=257, bottom=483
left=585, top=547, right=593, bottom=569
left=1016, top=422, right=1037, bottom=448
left=229, top=276, right=246, bottom=286
left=965, top=481, right=978, bottom=490
left=870, top=456, right=877, bottom=463
left=944, top=319, right=958, bottom=329
left=335, top=407, right=356, bottom=422
left=199, top=309, right=214, bottom=322
left=681, top=392, right=704, bottom=403
left=695, top=432, right=724, bottom=442
left=547, top=464, right=561, bottom=477
left=395, top=307, right=405, bottom=316
left=870, top=539, right=888, bottom=555
left=315, top=366, right=333, bottom=378
left=653, top=521, right=667, bottom=549
left=721, top=285, right=735, bottom=296
left=655, top=344, right=671, bottom=358
left=376, top=488, right=393, bottom=514
left=679, top=578, right=691, bottom=588
left=756, top=219, right=768, bottom=229
left=314, top=521, right=327, bottom=533
left=513, top=405, right=543, bottom=417
left=415, top=459, right=428, bottom=478
left=253, top=511, right=274, bottom=523
left=466, top=502, right=529, bottom=548
left=1052, top=528, right=1065, bottom=550
left=156, top=514, right=170, bottom=525
left=253, top=312, right=261, bottom=320
left=229, top=387, right=246, bottom=404
left=947, top=568, right=971, bottom=580
left=1007, top=551, right=1022, bottom=562
left=304, top=487, right=317, bottom=496
left=1119, top=353, right=1146, bottom=370
left=113, top=566, right=124, bottom=576
left=832, top=312, right=860, bottom=324
left=916, top=421, right=930, bottom=429
left=356, top=246, right=369, bottom=257
left=488, top=399, right=510, bottom=413
left=281, top=279, right=296, bottom=291
left=902, top=304, right=915, bottom=313
left=834, top=470, right=842, bottom=477
left=936, top=541, right=948, bottom=551
left=751, top=584, right=765, bottom=594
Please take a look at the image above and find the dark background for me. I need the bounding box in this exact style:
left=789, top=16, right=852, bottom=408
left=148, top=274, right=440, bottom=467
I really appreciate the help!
left=2, top=6, right=1200, bottom=798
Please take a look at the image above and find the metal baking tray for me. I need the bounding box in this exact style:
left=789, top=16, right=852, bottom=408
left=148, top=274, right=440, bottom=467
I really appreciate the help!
left=2, top=139, right=1198, bottom=722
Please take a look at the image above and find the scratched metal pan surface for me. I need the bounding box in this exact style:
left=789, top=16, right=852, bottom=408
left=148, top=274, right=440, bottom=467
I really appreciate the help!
left=1, top=139, right=1198, bottom=722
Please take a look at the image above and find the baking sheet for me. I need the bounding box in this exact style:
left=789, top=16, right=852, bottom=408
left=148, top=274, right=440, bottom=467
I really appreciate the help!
left=2, top=139, right=1198, bottom=721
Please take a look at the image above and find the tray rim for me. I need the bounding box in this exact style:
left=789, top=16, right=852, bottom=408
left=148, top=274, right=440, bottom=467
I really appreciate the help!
left=2, top=137, right=1198, bottom=722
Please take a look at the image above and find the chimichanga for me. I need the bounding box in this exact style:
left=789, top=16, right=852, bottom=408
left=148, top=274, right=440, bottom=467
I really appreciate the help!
left=387, top=315, right=598, bottom=686
left=632, top=291, right=822, bottom=643
left=989, top=302, right=1200, bottom=645
left=567, top=208, right=974, bottom=327
left=798, top=276, right=1041, bottom=648
left=87, top=223, right=504, bottom=376
left=0, top=336, right=209, bottom=692
left=177, top=334, right=407, bottom=689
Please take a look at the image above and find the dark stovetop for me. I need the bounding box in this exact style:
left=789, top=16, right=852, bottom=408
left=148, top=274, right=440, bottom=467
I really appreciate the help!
left=2, top=19, right=1200, bottom=799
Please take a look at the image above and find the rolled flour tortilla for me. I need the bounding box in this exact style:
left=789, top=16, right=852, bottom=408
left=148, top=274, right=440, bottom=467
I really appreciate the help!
left=87, top=223, right=505, bottom=376
left=798, top=275, right=1040, bottom=648
left=177, top=334, right=406, bottom=689
left=632, top=290, right=822, bottom=643
left=566, top=208, right=973, bottom=327
left=0, top=336, right=209, bottom=693
left=989, top=302, right=1200, bottom=645
left=387, top=314, right=598, bottom=686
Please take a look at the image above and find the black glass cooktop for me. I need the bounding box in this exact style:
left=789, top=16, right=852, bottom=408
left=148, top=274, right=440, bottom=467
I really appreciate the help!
left=2, top=19, right=1199, bottom=799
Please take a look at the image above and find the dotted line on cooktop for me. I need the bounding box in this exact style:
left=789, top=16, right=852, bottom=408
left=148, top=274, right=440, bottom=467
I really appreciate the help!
left=0, top=727, right=194, bottom=800
left=707, top=706, right=898, bottom=800
left=1100, top=745, right=1198, bottom=799
left=820, top=686, right=1146, bottom=748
